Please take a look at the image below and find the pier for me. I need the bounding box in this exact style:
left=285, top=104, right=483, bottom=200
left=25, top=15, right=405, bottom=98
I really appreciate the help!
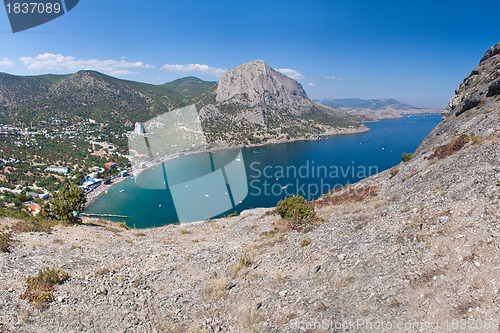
left=81, top=213, right=133, bottom=219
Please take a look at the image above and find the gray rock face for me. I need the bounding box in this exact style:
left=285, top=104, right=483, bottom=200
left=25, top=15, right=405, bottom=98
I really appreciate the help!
left=215, top=60, right=312, bottom=115
left=198, top=60, right=363, bottom=145
left=418, top=42, right=500, bottom=153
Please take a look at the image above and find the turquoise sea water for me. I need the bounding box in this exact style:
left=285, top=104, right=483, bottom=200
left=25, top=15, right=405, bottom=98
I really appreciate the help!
left=85, top=115, right=442, bottom=228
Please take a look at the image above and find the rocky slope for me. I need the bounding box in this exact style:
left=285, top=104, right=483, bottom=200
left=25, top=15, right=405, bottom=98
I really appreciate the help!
left=197, top=61, right=365, bottom=146
left=0, top=43, right=500, bottom=332
left=319, top=98, right=443, bottom=120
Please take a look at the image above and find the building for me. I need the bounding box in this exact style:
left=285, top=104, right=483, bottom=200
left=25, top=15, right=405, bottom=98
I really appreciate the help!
left=147, top=120, right=165, bottom=129
left=119, top=170, right=129, bottom=177
left=46, top=166, right=69, bottom=174
left=30, top=203, right=41, bottom=216
left=27, top=192, right=39, bottom=199
left=81, top=178, right=102, bottom=192
left=134, top=122, right=145, bottom=135
left=124, top=121, right=133, bottom=127
left=105, top=162, right=117, bottom=169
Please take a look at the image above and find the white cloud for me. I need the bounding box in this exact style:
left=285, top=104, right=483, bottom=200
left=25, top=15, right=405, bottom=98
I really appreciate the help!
left=0, top=58, right=15, bottom=67
left=325, top=76, right=343, bottom=81
left=161, top=63, right=226, bottom=77
left=277, top=68, right=304, bottom=80
left=19, top=53, right=153, bottom=76
left=308, top=82, right=315, bottom=87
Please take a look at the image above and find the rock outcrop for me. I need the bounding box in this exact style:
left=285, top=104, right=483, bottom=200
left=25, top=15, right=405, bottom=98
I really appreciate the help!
left=215, top=60, right=312, bottom=114
left=197, top=60, right=365, bottom=145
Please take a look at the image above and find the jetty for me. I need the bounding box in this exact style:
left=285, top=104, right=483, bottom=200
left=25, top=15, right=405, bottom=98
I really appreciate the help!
left=81, top=213, right=133, bottom=219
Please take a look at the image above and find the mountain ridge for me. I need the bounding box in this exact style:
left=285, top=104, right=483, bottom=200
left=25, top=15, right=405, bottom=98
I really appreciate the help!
left=319, top=97, right=443, bottom=120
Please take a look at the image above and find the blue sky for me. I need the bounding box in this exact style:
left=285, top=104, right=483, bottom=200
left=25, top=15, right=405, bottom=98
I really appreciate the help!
left=0, top=0, right=499, bottom=107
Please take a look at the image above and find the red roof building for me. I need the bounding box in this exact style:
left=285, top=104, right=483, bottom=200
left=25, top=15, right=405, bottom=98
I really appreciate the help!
left=105, top=162, right=117, bottom=169
left=30, top=203, right=41, bottom=215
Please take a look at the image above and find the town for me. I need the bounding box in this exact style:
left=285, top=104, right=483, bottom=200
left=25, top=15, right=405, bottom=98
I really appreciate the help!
left=0, top=118, right=146, bottom=218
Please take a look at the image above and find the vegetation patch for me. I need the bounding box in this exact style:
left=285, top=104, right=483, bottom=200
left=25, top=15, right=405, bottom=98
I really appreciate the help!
left=426, top=134, right=470, bottom=160
left=276, top=196, right=316, bottom=230
left=11, top=219, right=67, bottom=233
left=299, top=239, right=311, bottom=247
left=389, top=169, right=400, bottom=179
left=316, top=186, right=379, bottom=207
left=45, top=183, right=86, bottom=223
left=0, top=231, right=13, bottom=252
left=401, top=152, right=414, bottom=162
left=20, top=268, right=69, bottom=306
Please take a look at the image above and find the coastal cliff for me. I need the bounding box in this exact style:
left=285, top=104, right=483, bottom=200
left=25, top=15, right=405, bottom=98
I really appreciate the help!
left=1, top=43, right=500, bottom=332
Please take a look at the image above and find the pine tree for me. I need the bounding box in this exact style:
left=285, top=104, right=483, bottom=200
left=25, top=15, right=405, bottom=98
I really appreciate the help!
left=46, top=184, right=86, bottom=223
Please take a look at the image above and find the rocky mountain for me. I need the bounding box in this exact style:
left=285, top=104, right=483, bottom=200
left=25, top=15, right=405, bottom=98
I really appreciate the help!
left=1, top=45, right=499, bottom=331
left=319, top=97, right=443, bottom=120
left=215, top=60, right=313, bottom=114
left=197, top=60, right=366, bottom=146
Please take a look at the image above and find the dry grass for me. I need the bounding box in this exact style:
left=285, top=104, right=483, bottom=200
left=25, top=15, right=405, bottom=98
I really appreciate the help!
left=0, top=231, right=13, bottom=252
left=299, top=239, right=311, bottom=247
left=96, top=267, right=110, bottom=275
left=20, top=268, right=69, bottom=307
left=316, top=186, right=379, bottom=207
left=11, top=219, right=67, bottom=233
left=206, top=277, right=229, bottom=300
left=426, top=134, right=470, bottom=160
left=455, top=299, right=479, bottom=316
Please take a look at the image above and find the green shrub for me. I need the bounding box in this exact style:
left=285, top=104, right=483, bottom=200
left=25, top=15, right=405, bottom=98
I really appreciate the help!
left=20, top=268, right=69, bottom=306
left=402, top=153, right=414, bottom=162
left=238, top=255, right=251, bottom=268
left=276, top=196, right=316, bottom=228
left=389, top=169, right=400, bottom=178
left=46, top=183, right=86, bottom=223
left=0, top=232, right=13, bottom=253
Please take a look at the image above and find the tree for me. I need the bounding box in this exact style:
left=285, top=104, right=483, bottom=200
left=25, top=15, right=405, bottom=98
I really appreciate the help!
left=46, top=184, right=86, bottom=223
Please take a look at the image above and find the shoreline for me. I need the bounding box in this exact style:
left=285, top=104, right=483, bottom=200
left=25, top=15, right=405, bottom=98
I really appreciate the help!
left=84, top=125, right=370, bottom=208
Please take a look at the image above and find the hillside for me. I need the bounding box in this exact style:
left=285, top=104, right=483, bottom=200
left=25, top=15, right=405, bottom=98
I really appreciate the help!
left=319, top=98, right=443, bottom=120
left=0, top=64, right=365, bottom=146
left=0, top=71, right=216, bottom=128
left=0, top=43, right=499, bottom=332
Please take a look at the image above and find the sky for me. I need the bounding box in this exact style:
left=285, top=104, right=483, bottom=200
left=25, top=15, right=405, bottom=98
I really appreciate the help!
left=0, top=0, right=499, bottom=107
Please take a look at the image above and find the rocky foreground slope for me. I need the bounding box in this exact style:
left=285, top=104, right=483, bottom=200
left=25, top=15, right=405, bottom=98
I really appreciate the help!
left=1, top=43, right=500, bottom=332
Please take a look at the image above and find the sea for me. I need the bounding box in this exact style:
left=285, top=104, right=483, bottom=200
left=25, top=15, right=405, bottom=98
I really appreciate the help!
left=85, top=115, right=442, bottom=228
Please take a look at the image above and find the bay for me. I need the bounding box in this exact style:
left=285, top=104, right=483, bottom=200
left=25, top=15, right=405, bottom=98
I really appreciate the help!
left=85, top=115, right=441, bottom=228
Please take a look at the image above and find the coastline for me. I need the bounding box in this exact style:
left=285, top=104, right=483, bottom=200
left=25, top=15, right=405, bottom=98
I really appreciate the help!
left=84, top=124, right=370, bottom=207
